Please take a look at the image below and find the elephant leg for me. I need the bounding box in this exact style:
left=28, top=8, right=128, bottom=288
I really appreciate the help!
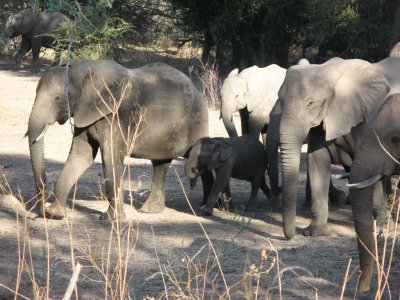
left=303, top=142, right=331, bottom=236
left=260, top=179, right=272, bottom=203
left=140, top=159, right=172, bottom=213
left=304, top=169, right=311, bottom=209
left=265, top=108, right=281, bottom=209
left=201, top=163, right=232, bottom=216
left=328, top=177, right=346, bottom=206
left=372, top=179, right=385, bottom=219
left=245, top=181, right=261, bottom=211
left=15, top=37, right=31, bottom=69
left=31, top=38, right=42, bottom=70
left=200, top=170, right=214, bottom=205
left=46, top=132, right=98, bottom=219
left=248, top=114, right=266, bottom=141
left=99, top=142, right=127, bottom=221
left=221, top=184, right=232, bottom=209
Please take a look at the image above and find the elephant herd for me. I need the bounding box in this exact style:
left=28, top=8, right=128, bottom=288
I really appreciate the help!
left=5, top=8, right=400, bottom=295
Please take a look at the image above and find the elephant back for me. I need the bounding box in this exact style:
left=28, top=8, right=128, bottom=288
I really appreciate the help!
left=128, top=63, right=209, bottom=157
left=35, top=12, right=70, bottom=36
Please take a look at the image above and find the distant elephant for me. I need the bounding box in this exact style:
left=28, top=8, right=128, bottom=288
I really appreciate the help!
left=220, top=64, right=287, bottom=144
left=277, top=56, right=400, bottom=242
left=5, top=8, right=70, bottom=69
left=27, top=59, right=211, bottom=220
left=185, top=135, right=271, bottom=215
left=347, top=93, right=400, bottom=292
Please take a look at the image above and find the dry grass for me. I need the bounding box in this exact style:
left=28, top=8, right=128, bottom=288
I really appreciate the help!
left=195, top=61, right=221, bottom=110
left=0, top=69, right=399, bottom=299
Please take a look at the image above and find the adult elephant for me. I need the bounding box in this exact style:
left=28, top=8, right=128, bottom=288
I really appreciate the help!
left=5, top=8, right=70, bottom=69
left=347, top=93, right=400, bottom=292
left=278, top=57, right=400, bottom=241
left=220, top=64, right=286, bottom=143
left=27, top=59, right=210, bottom=220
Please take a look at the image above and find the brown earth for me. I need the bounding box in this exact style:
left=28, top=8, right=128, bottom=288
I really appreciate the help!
left=0, top=59, right=399, bottom=299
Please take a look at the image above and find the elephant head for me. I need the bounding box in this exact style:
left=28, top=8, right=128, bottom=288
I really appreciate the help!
left=220, top=65, right=286, bottom=137
left=279, top=57, right=395, bottom=239
left=5, top=8, right=39, bottom=37
left=347, top=94, right=400, bottom=292
left=27, top=59, right=130, bottom=207
left=185, top=138, right=232, bottom=180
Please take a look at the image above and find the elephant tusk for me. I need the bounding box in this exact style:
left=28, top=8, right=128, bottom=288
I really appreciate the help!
left=34, top=124, right=50, bottom=143
left=346, top=174, right=383, bottom=189
left=331, top=173, right=349, bottom=180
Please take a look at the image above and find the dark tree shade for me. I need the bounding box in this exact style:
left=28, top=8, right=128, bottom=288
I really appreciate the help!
left=169, top=0, right=307, bottom=72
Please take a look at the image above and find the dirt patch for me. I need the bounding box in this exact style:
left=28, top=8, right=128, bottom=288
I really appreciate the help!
left=0, top=64, right=399, bottom=299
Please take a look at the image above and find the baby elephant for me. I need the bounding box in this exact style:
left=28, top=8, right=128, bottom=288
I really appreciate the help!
left=185, top=135, right=271, bottom=215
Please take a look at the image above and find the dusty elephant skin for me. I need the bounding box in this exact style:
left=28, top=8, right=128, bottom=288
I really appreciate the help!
left=348, top=94, right=400, bottom=292
left=278, top=56, right=400, bottom=292
left=5, top=8, right=70, bottom=69
left=185, top=135, right=271, bottom=216
left=27, top=59, right=210, bottom=220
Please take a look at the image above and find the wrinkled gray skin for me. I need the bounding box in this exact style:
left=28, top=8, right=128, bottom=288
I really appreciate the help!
left=5, top=8, right=70, bottom=69
left=278, top=56, right=400, bottom=244
left=220, top=64, right=286, bottom=144
left=185, top=135, right=271, bottom=215
left=27, top=59, right=210, bottom=220
left=266, top=99, right=347, bottom=208
left=348, top=94, right=400, bottom=292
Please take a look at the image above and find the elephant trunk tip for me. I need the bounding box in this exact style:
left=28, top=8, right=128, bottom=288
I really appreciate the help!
left=284, top=227, right=295, bottom=240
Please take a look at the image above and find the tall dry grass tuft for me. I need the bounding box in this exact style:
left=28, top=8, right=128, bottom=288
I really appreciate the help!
left=195, top=61, right=221, bottom=110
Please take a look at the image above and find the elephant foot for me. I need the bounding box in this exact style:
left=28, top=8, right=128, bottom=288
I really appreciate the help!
left=357, top=274, right=371, bottom=296
left=100, top=206, right=126, bottom=221
left=302, top=223, right=330, bottom=237
left=15, top=63, right=24, bottom=70
left=139, top=193, right=165, bottom=214
left=200, top=205, right=213, bottom=216
left=45, top=202, right=67, bottom=219
left=245, top=202, right=257, bottom=211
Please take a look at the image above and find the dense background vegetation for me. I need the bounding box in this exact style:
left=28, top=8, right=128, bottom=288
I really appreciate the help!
left=1, top=0, right=400, bottom=73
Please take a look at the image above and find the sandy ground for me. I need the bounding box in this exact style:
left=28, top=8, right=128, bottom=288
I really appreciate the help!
left=0, top=60, right=399, bottom=300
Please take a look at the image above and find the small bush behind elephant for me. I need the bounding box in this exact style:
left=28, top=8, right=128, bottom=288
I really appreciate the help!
left=185, top=135, right=271, bottom=215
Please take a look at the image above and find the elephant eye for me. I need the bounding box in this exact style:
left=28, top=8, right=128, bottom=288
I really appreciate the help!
left=54, top=96, right=63, bottom=104
left=390, top=135, right=400, bottom=146
left=306, top=100, right=320, bottom=111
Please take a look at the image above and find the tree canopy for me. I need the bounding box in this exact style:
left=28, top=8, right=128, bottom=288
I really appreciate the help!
left=1, top=0, right=400, bottom=72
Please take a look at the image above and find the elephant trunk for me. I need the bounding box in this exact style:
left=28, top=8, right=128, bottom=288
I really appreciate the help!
left=348, top=150, right=382, bottom=293
left=185, top=160, right=197, bottom=179
left=280, top=117, right=308, bottom=239
left=221, top=101, right=239, bottom=137
left=348, top=183, right=375, bottom=292
left=27, top=110, right=49, bottom=213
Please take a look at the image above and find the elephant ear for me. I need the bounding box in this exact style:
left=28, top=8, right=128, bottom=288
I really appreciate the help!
left=207, top=141, right=233, bottom=170
left=73, top=61, right=131, bottom=128
left=323, top=60, right=390, bottom=141
left=227, top=68, right=239, bottom=78
left=15, top=9, right=39, bottom=35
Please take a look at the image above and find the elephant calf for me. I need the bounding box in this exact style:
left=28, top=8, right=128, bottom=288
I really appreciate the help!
left=185, top=135, right=271, bottom=215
